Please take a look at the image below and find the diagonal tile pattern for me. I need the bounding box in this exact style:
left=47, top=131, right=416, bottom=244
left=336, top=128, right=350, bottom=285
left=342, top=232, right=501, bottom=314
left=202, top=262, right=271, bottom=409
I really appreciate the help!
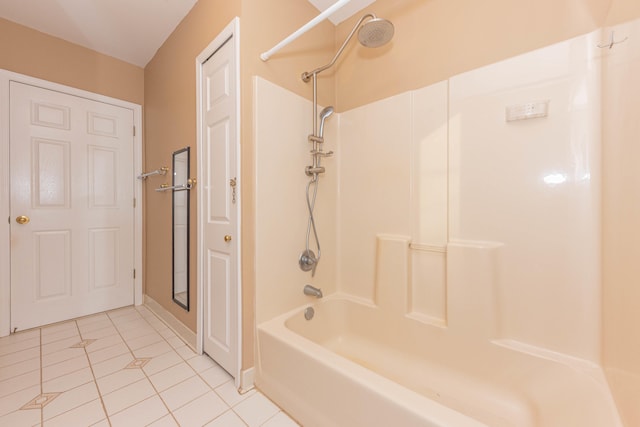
left=0, top=306, right=299, bottom=426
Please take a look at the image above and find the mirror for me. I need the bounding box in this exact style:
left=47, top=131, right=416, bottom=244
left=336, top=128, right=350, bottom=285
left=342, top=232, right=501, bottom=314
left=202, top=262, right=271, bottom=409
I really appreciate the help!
left=172, top=147, right=190, bottom=310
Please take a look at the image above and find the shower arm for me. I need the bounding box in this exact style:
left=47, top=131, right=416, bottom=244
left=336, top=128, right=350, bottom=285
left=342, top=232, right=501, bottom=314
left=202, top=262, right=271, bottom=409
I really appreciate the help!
left=301, top=14, right=375, bottom=83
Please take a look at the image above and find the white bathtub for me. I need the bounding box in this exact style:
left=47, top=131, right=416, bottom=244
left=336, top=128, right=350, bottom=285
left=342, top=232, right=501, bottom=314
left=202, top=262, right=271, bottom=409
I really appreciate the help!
left=256, top=295, right=621, bottom=427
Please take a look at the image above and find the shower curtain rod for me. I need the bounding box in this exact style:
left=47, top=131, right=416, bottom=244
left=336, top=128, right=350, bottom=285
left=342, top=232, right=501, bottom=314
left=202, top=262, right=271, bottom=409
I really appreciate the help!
left=260, top=0, right=353, bottom=61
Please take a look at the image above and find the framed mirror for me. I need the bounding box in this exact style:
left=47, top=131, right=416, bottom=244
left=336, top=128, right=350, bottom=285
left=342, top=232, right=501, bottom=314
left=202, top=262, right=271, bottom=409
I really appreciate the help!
left=172, top=147, right=190, bottom=310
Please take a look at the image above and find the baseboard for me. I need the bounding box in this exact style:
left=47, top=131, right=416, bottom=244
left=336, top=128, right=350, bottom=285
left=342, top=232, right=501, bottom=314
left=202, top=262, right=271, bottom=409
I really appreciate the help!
left=239, top=367, right=255, bottom=393
left=144, top=295, right=197, bottom=350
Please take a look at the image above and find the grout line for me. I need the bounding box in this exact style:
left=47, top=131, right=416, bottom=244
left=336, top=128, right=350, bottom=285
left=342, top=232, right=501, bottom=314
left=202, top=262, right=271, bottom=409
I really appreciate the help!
left=79, top=318, right=113, bottom=427
left=106, top=308, right=181, bottom=426
left=39, top=327, right=43, bottom=427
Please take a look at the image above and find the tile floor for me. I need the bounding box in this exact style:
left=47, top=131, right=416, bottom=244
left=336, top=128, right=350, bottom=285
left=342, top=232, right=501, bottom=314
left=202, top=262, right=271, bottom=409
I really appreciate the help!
left=0, top=305, right=299, bottom=427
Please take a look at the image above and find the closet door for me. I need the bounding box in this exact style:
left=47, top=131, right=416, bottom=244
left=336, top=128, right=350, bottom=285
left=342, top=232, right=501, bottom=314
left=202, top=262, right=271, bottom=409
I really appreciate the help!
left=201, top=34, right=239, bottom=377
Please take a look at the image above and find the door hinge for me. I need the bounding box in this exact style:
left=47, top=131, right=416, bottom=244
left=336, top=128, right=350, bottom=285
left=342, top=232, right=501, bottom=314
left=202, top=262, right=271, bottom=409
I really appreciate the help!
left=133, top=198, right=137, bottom=208
left=133, top=126, right=136, bottom=137
left=133, top=269, right=136, bottom=279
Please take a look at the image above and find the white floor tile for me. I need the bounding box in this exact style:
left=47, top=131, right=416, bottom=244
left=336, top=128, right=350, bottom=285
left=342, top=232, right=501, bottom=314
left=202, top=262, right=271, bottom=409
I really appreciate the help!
left=107, top=307, right=138, bottom=320
left=205, top=410, right=248, bottom=427
left=148, top=362, right=195, bottom=392
left=0, top=384, right=40, bottom=417
left=41, top=336, right=81, bottom=355
left=41, top=325, right=79, bottom=345
left=0, top=407, right=41, bottom=427
left=262, top=411, right=301, bottom=427
left=44, top=398, right=106, bottom=427
left=165, top=335, right=186, bottom=349
left=158, top=328, right=178, bottom=340
left=174, top=344, right=198, bottom=360
left=42, top=347, right=86, bottom=368
left=148, top=414, right=180, bottom=426
left=0, top=369, right=41, bottom=398
left=0, top=307, right=296, bottom=427
left=96, top=366, right=146, bottom=395
left=160, top=375, right=211, bottom=411
left=234, top=393, right=281, bottom=427
left=108, top=395, right=168, bottom=427
left=146, top=318, right=170, bottom=332
left=188, top=354, right=219, bottom=373
left=87, top=342, right=130, bottom=365
left=0, top=336, right=40, bottom=357
left=0, top=329, right=39, bottom=347
left=119, top=325, right=157, bottom=341
left=40, top=321, right=77, bottom=337
left=86, top=334, right=125, bottom=354
left=0, top=357, right=40, bottom=382
left=81, top=324, right=119, bottom=340
left=133, top=340, right=172, bottom=358
left=172, top=391, right=228, bottom=426
left=215, top=380, right=256, bottom=407
left=91, top=353, right=134, bottom=379
left=113, top=319, right=149, bottom=333
left=200, top=365, right=233, bottom=389
left=102, top=378, right=156, bottom=415
left=43, top=381, right=100, bottom=421
left=0, top=345, right=39, bottom=368
left=76, top=313, right=110, bottom=328
left=142, top=349, right=183, bottom=376
left=42, top=354, right=88, bottom=382
left=42, top=367, right=94, bottom=393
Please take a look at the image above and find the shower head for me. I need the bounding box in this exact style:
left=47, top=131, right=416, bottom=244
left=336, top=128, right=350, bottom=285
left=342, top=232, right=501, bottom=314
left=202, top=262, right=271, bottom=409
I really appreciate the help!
left=320, top=106, right=334, bottom=121
left=301, top=13, right=395, bottom=82
left=319, top=106, right=334, bottom=138
left=358, top=17, right=394, bottom=48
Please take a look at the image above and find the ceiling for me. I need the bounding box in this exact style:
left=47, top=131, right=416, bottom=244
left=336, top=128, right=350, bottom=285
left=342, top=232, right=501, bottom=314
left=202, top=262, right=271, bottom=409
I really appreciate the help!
left=0, top=0, right=375, bottom=68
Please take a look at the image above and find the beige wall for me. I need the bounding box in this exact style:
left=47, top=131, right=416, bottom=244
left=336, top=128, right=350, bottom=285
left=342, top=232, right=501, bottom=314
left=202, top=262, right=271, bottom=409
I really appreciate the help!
left=143, top=0, right=241, bottom=334
left=606, top=0, right=640, bottom=25
left=0, top=18, right=143, bottom=105
left=143, top=0, right=334, bottom=370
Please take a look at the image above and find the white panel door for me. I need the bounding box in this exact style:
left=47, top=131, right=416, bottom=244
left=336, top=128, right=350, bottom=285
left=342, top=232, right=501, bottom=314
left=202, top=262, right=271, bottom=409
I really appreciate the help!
left=201, top=35, right=239, bottom=376
left=10, top=82, right=135, bottom=331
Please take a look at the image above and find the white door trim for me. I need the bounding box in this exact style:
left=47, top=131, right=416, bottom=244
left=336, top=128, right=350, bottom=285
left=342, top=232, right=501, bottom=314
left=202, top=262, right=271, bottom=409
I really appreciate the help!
left=0, top=70, right=143, bottom=337
left=195, top=17, right=242, bottom=387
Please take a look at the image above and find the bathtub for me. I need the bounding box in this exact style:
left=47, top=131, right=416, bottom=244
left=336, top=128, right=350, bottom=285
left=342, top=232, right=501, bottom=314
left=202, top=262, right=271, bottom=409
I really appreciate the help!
left=256, top=295, right=621, bottom=427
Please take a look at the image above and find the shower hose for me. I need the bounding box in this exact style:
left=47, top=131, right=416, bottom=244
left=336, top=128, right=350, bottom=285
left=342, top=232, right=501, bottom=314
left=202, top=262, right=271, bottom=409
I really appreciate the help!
left=305, top=172, right=321, bottom=275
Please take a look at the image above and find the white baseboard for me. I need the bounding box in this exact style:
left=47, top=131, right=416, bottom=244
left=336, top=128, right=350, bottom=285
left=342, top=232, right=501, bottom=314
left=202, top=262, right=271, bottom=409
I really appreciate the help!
left=144, top=295, right=197, bottom=350
left=239, top=367, right=255, bottom=393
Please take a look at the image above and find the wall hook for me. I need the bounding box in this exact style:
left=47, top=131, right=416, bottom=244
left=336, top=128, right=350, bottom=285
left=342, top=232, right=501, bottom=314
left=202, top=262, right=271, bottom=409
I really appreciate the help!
left=597, top=31, right=628, bottom=49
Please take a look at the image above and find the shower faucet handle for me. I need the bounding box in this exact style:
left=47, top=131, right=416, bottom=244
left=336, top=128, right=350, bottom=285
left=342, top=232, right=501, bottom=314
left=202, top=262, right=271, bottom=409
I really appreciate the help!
left=299, top=249, right=318, bottom=276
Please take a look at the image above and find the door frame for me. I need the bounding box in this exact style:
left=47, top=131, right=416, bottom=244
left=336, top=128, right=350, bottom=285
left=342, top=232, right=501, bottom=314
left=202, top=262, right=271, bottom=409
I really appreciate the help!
left=0, top=70, right=143, bottom=337
left=195, top=17, right=242, bottom=387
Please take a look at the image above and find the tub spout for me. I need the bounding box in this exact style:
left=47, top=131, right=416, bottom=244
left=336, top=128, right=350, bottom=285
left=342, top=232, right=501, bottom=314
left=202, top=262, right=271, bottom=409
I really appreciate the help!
left=303, top=284, right=323, bottom=298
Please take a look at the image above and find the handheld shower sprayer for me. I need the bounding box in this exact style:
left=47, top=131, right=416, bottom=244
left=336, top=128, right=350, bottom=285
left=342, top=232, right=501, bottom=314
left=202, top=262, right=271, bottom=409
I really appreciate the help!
left=318, top=106, right=334, bottom=138
left=299, top=13, right=394, bottom=279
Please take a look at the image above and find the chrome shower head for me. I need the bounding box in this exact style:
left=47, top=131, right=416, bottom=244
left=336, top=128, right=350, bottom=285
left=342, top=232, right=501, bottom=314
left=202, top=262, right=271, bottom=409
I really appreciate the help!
left=302, top=13, right=395, bottom=82
left=319, top=106, right=334, bottom=138
left=358, top=17, right=395, bottom=48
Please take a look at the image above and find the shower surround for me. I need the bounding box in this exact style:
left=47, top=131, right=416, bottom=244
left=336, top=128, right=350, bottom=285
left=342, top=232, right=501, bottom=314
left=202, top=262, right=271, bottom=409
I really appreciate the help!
left=254, top=24, right=629, bottom=426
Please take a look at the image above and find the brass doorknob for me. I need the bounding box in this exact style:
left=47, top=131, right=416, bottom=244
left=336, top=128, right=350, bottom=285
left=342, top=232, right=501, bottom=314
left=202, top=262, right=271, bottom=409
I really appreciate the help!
left=16, top=215, right=30, bottom=225
left=224, top=235, right=232, bottom=242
